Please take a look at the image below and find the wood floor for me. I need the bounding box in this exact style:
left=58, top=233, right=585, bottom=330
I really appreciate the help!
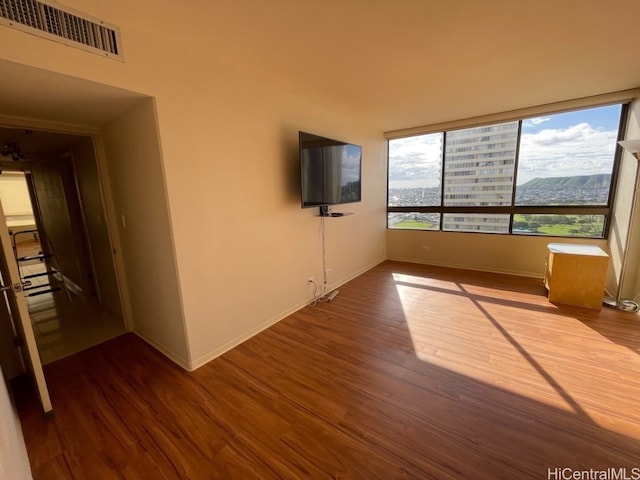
left=14, top=260, right=640, bottom=479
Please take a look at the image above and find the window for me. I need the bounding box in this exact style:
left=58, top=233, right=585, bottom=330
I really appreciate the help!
left=387, top=104, right=625, bottom=238
left=388, top=132, right=442, bottom=230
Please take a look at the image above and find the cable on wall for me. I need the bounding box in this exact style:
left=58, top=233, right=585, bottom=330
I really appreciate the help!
left=309, top=210, right=339, bottom=305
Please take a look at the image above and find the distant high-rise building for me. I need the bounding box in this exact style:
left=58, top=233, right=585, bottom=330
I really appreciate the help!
left=442, top=121, right=519, bottom=232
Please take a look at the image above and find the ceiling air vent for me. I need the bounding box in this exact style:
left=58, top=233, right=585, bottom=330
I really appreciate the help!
left=0, top=0, right=123, bottom=61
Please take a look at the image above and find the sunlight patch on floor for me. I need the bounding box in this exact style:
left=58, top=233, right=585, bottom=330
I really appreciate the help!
left=394, top=275, right=587, bottom=416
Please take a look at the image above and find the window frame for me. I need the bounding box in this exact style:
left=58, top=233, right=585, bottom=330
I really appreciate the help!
left=386, top=102, right=630, bottom=239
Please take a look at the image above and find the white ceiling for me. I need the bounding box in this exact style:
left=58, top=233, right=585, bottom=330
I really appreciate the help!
left=0, top=0, right=639, bottom=134
left=0, top=59, right=148, bottom=160
left=0, top=59, right=147, bottom=129
left=190, top=0, right=640, bottom=132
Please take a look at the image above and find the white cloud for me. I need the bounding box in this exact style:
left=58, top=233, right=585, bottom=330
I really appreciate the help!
left=388, top=122, right=618, bottom=188
left=517, top=123, right=616, bottom=184
left=523, top=117, right=551, bottom=127
left=388, top=134, right=442, bottom=188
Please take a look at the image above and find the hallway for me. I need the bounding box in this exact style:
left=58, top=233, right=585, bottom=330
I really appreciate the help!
left=28, top=289, right=125, bottom=365
left=16, top=237, right=124, bottom=364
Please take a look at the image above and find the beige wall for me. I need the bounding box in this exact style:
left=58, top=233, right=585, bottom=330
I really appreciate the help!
left=609, top=99, right=640, bottom=300
left=161, top=87, right=387, bottom=368
left=100, top=99, right=189, bottom=366
left=0, top=1, right=386, bottom=368
left=387, top=229, right=608, bottom=278
left=0, top=175, right=32, bottom=218
left=71, top=137, right=124, bottom=319
left=625, top=104, right=640, bottom=299
left=0, top=175, right=36, bottom=242
left=0, top=366, right=32, bottom=480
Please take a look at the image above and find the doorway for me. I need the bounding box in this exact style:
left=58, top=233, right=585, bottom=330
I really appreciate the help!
left=0, top=126, right=125, bottom=371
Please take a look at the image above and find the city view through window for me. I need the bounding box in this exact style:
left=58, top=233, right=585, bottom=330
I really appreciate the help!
left=387, top=104, right=623, bottom=237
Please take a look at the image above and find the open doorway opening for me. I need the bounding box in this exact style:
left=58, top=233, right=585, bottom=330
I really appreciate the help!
left=0, top=127, right=125, bottom=367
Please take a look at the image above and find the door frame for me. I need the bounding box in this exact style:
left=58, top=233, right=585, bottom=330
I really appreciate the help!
left=0, top=113, right=133, bottom=324
left=0, top=115, right=132, bottom=350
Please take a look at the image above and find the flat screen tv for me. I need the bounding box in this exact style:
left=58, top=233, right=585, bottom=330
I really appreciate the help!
left=299, top=131, right=362, bottom=213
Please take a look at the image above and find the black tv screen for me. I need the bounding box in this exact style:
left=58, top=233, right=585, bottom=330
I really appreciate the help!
left=299, top=131, right=362, bottom=209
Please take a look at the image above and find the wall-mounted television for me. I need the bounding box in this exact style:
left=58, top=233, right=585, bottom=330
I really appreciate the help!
left=299, top=131, right=362, bottom=214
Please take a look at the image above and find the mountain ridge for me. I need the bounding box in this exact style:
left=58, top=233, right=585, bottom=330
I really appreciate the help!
left=519, top=173, right=611, bottom=189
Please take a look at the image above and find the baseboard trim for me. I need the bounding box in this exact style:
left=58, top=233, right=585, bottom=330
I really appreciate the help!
left=186, top=300, right=310, bottom=371
left=387, top=255, right=544, bottom=279
left=188, top=258, right=384, bottom=371
left=133, top=330, right=191, bottom=371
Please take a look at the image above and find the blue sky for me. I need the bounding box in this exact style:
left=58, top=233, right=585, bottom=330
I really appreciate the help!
left=389, top=104, right=622, bottom=188
left=521, top=105, right=621, bottom=134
